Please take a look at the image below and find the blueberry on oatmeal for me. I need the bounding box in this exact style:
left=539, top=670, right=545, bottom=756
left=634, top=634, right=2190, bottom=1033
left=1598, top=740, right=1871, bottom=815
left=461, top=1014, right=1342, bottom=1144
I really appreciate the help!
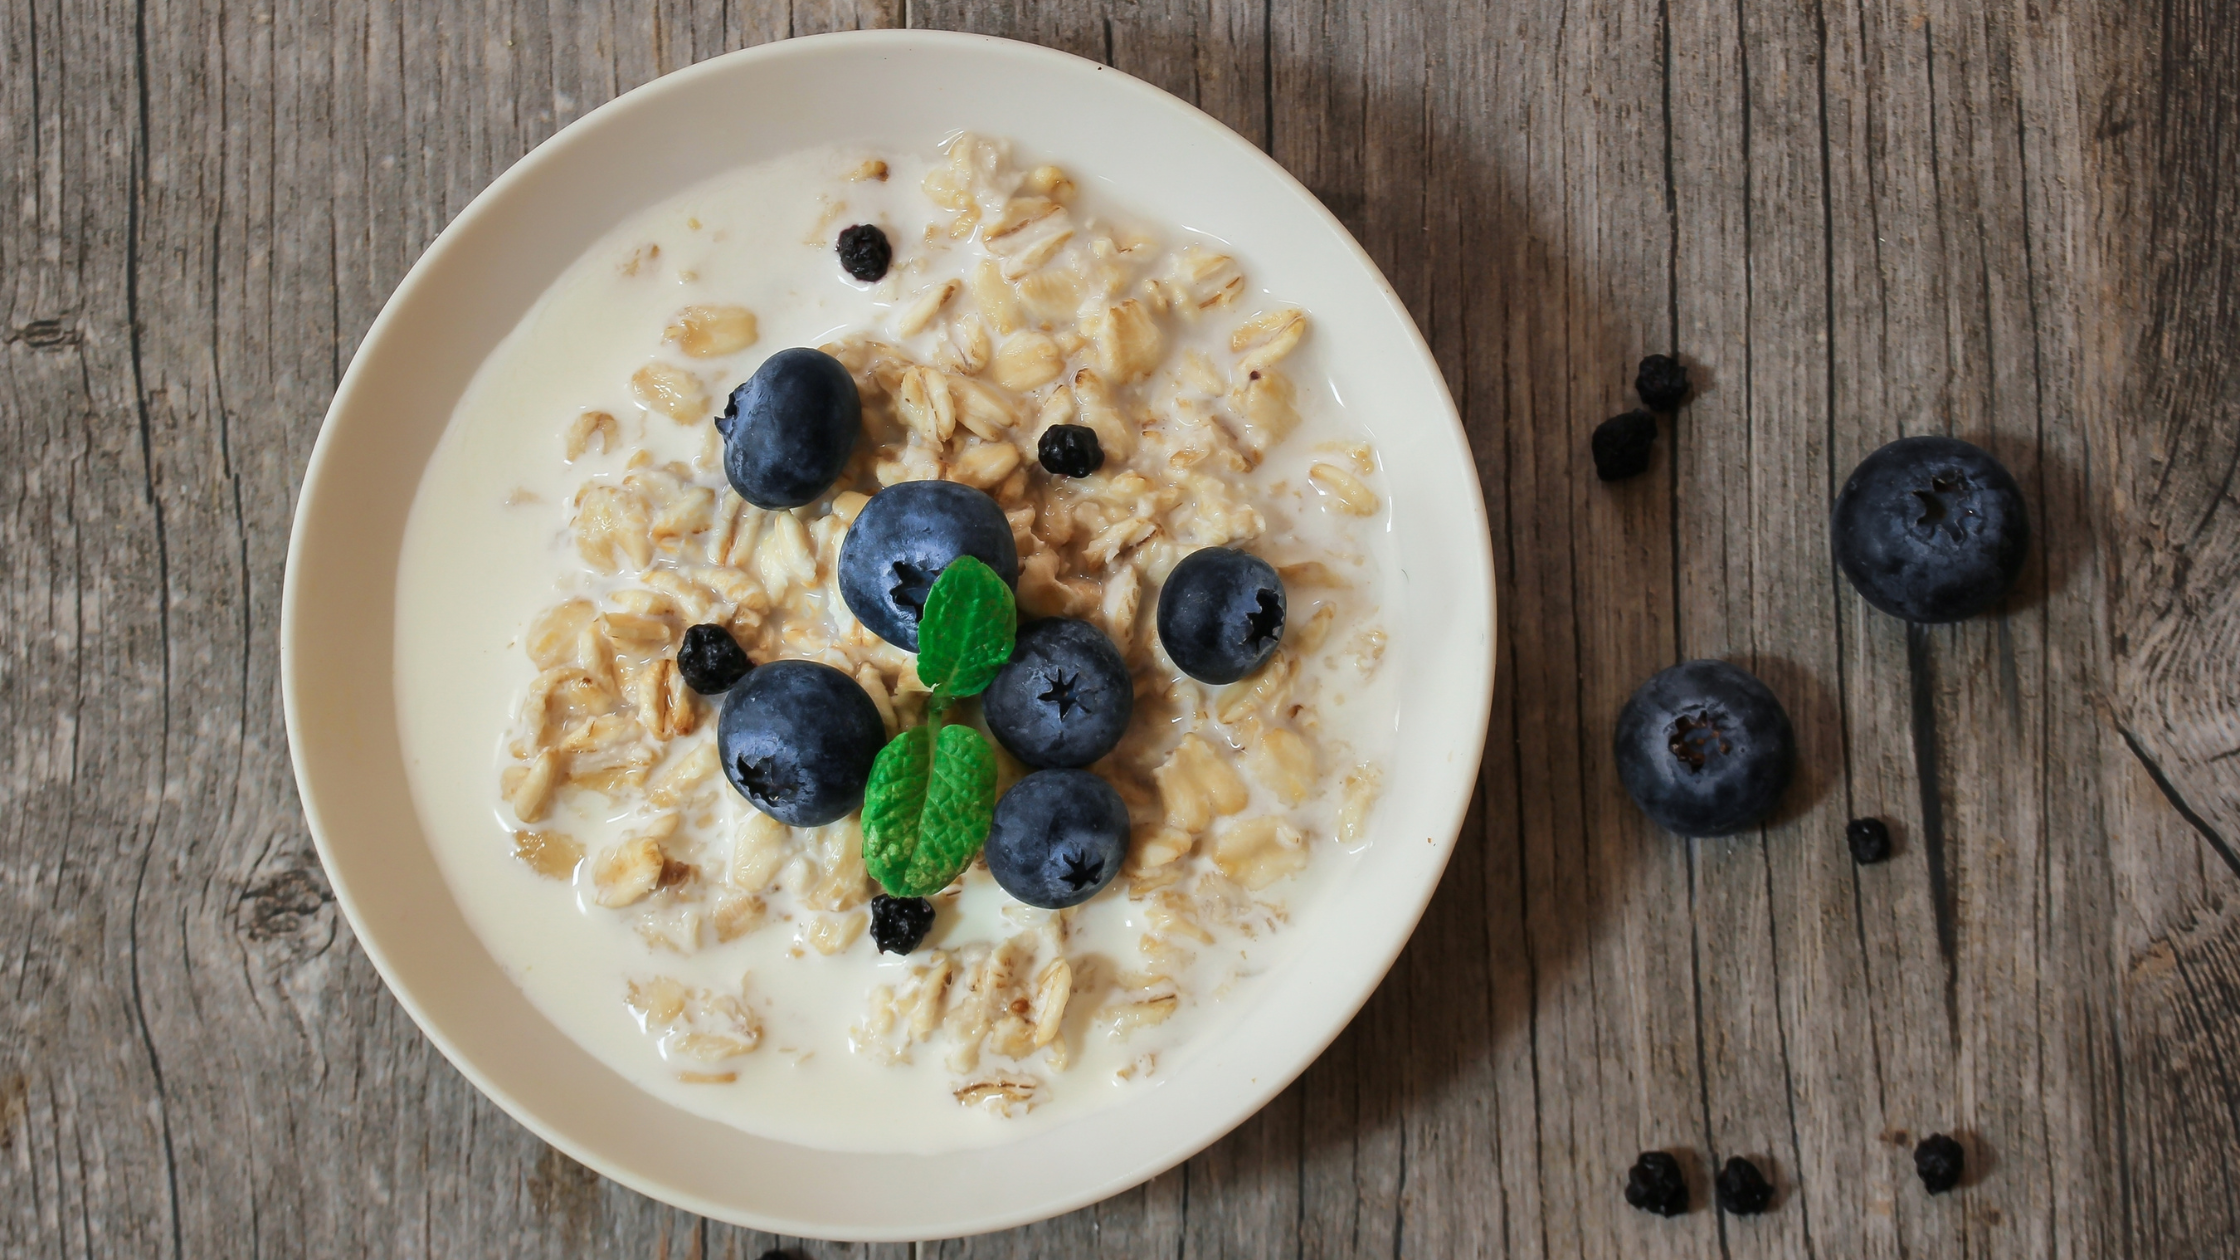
left=984, top=770, right=1130, bottom=909
left=676, top=622, right=753, bottom=694
left=1155, top=546, right=1286, bottom=685
left=1614, top=660, right=1796, bottom=836
left=869, top=894, right=937, bottom=955
left=835, top=223, right=892, bottom=282
left=715, top=347, right=862, bottom=510
left=837, top=480, right=1019, bottom=652
left=1037, top=423, right=1105, bottom=478
left=1831, top=435, right=2029, bottom=623
left=717, top=660, right=885, bottom=827
left=983, top=619, right=1134, bottom=769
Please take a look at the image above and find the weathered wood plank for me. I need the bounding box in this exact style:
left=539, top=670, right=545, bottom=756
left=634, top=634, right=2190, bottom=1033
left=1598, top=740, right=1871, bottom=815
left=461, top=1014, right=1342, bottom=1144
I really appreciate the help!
left=2090, top=0, right=2240, bottom=1253
left=0, top=0, right=904, bottom=1256
left=6, top=0, right=2240, bottom=1254
left=1817, top=0, right=1969, bottom=1252
left=2, top=0, right=186, bottom=1254
left=1670, top=0, right=1880, bottom=1251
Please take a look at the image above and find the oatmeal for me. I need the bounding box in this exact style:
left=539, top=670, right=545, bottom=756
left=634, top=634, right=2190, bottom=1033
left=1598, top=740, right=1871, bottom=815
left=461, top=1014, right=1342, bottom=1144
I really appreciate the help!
left=396, top=135, right=1399, bottom=1153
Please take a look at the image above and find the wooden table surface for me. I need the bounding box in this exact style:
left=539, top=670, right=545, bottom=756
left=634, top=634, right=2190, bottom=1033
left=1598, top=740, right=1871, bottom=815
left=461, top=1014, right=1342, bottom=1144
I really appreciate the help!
left=8, top=0, right=2240, bottom=1254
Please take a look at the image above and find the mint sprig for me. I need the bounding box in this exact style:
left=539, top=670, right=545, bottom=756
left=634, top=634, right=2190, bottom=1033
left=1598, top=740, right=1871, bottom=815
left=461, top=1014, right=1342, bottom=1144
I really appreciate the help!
left=915, top=555, right=1014, bottom=703
left=861, top=558, right=1016, bottom=897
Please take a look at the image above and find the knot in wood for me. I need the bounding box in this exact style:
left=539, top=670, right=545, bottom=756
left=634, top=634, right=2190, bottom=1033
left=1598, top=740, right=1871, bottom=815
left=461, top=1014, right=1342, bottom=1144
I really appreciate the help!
left=239, top=867, right=334, bottom=947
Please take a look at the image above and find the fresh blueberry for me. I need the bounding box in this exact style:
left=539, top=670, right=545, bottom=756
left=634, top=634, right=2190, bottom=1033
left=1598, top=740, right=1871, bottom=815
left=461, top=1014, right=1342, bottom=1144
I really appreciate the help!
left=1831, top=435, right=2029, bottom=623
left=1593, top=409, right=1658, bottom=481
left=836, top=224, right=892, bottom=282
left=837, top=480, right=1019, bottom=651
left=983, top=619, right=1133, bottom=769
left=715, top=347, right=862, bottom=510
left=1155, top=547, right=1285, bottom=685
left=1614, top=660, right=1796, bottom=837
left=868, top=894, right=936, bottom=955
left=1037, top=424, right=1105, bottom=477
left=984, top=770, right=1130, bottom=909
left=1635, top=353, right=1692, bottom=412
left=717, top=659, right=885, bottom=827
left=676, top=622, right=753, bottom=695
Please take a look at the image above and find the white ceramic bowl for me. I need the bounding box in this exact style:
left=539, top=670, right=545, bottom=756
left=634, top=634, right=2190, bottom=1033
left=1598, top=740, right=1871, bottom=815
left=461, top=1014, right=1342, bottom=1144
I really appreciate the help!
left=283, top=29, right=1494, bottom=1241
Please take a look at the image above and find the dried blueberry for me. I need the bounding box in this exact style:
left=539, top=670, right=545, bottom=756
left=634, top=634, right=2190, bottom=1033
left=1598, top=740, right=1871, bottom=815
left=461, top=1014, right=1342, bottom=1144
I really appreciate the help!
left=1846, top=816, right=1892, bottom=865
left=1038, top=423, right=1105, bottom=478
left=1625, top=1150, right=1689, bottom=1217
left=1914, top=1133, right=1964, bottom=1194
left=676, top=623, right=753, bottom=695
left=1636, top=353, right=1692, bottom=412
left=1716, top=1156, right=1773, bottom=1215
left=1593, top=409, right=1658, bottom=481
left=836, top=224, right=891, bottom=282
left=869, top=894, right=937, bottom=955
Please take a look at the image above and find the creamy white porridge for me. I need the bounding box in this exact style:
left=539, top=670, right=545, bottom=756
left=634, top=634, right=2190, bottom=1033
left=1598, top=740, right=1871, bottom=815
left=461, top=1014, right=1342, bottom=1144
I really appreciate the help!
left=395, top=135, right=1400, bottom=1154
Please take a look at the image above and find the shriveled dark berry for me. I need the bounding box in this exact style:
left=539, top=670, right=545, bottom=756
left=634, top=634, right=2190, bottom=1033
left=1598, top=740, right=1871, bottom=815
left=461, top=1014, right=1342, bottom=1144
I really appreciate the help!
left=1593, top=409, right=1658, bottom=481
left=1636, top=353, right=1692, bottom=412
left=1716, top=1156, right=1774, bottom=1215
left=1625, top=1150, right=1689, bottom=1217
left=869, top=894, right=937, bottom=955
left=756, top=1251, right=800, bottom=1260
left=1847, top=816, right=1892, bottom=864
left=836, top=224, right=892, bottom=282
left=676, top=623, right=753, bottom=695
left=1914, top=1133, right=1965, bottom=1194
left=1038, top=423, right=1105, bottom=478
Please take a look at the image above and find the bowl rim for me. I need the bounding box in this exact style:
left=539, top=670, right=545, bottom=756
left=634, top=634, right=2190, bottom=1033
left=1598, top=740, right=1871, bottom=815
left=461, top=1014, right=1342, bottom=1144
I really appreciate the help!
left=283, top=27, right=1496, bottom=1240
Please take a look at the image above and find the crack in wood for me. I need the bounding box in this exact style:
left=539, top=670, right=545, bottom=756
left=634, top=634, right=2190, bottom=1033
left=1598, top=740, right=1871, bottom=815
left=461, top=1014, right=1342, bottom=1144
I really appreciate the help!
left=7, top=319, right=79, bottom=349
left=2119, top=723, right=2240, bottom=880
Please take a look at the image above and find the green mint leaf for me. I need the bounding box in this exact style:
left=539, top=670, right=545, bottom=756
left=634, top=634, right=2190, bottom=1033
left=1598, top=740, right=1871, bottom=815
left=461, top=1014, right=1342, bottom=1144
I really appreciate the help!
left=861, top=726, right=932, bottom=895
left=919, top=723, right=997, bottom=882
left=916, top=555, right=1015, bottom=699
left=860, top=723, right=997, bottom=897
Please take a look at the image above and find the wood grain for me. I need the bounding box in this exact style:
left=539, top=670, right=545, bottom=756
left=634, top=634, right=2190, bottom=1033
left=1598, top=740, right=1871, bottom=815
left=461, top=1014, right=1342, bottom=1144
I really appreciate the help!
left=4, top=0, right=2238, bottom=1254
